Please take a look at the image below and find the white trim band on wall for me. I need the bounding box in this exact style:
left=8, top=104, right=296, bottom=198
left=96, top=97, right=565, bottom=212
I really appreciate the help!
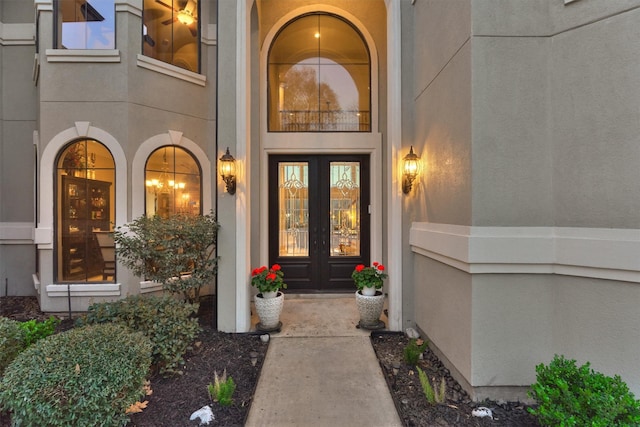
left=0, top=222, right=34, bottom=244
left=410, top=222, right=640, bottom=283
left=0, top=23, right=35, bottom=45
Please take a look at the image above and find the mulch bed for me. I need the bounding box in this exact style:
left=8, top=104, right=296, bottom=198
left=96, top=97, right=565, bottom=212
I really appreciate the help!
left=371, top=332, right=541, bottom=426
left=2, top=296, right=541, bottom=426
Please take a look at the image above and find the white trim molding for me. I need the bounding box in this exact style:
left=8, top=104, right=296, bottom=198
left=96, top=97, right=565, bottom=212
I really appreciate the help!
left=0, top=222, right=34, bottom=244
left=410, top=223, right=640, bottom=283
left=46, top=283, right=121, bottom=297
left=202, top=24, right=218, bottom=46
left=140, top=280, right=163, bottom=294
left=0, top=23, right=35, bottom=46
left=46, top=49, right=121, bottom=63
left=136, top=55, right=206, bottom=86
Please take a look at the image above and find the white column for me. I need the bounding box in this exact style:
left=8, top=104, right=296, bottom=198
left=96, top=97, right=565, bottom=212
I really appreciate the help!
left=386, top=0, right=403, bottom=331
left=234, top=0, right=252, bottom=332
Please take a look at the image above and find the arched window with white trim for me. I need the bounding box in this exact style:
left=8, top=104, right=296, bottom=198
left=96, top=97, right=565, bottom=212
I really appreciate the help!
left=56, top=139, right=115, bottom=282
left=144, top=146, right=202, bottom=217
left=268, top=13, right=371, bottom=132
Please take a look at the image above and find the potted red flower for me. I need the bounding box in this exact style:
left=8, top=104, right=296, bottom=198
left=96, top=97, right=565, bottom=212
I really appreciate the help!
left=251, top=264, right=287, bottom=332
left=352, top=262, right=387, bottom=330
left=251, top=264, right=287, bottom=298
left=352, top=262, right=387, bottom=296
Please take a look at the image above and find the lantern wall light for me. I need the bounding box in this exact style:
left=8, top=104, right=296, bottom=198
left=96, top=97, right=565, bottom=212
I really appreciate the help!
left=219, top=147, right=236, bottom=195
left=402, top=146, right=420, bottom=194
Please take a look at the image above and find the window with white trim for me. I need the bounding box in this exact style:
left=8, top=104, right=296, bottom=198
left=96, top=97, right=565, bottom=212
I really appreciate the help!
left=56, top=140, right=116, bottom=282
left=142, top=0, right=200, bottom=72
left=54, top=0, right=115, bottom=49
left=145, top=146, right=202, bottom=217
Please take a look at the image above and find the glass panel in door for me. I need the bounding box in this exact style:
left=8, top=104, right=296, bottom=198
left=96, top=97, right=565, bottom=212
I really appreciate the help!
left=278, top=162, right=309, bottom=256
left=329, top=162, right=360, bottom=257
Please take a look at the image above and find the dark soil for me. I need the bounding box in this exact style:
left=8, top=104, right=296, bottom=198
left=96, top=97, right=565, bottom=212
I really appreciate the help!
left=1, top=296, right=541, bottom=426
left=372, top=332, right=541, bottom=426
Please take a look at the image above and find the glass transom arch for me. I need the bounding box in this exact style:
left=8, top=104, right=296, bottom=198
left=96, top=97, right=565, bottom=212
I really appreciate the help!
left=268, top=13, right=371, bottom=132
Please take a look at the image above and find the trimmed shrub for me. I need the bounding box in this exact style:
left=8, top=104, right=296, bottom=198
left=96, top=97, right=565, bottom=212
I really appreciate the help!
left=0, top=323, right=152, bottom=427
left=0, top=317, right=25, bottom=375
left=19, top=315, right=60, bottom=347
left=529, top=354, right=640, bottom=426
left=77, top=294, right=201, bottom=375
left=114, top=212, right=219, bottom=303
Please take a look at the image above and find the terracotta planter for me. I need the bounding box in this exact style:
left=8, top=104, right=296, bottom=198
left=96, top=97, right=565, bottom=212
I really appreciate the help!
left=255, top=291, right=284, bottom=331
left=355, top=290, right=385, bottom=330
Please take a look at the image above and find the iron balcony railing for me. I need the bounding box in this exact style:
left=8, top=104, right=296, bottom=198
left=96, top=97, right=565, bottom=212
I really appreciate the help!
left=277, top=110, right=370, bottom=132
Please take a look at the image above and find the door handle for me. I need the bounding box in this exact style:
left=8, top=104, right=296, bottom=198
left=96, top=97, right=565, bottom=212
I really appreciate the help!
left=312, top=227, right=318, bottom=249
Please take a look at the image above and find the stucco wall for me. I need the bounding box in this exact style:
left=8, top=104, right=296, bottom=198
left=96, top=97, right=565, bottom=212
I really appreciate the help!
left=550, top=6, right=640, bottom=228
left=551, top=276, right=640, bottom=394
left=414, top=256, right=472, bottom=383
left=471, top=36, right=553, bottom=226
left=410, top=0, right=640, bottom=400
left=408, top=0, right=472, bottom=226
left=0, top=0, right=38, bottom=295
left=470, top=274, right=554, bottom=399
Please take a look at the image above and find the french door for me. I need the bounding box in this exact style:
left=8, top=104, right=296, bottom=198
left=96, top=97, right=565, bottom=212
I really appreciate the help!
left=269, top=155, right=370, bottom=292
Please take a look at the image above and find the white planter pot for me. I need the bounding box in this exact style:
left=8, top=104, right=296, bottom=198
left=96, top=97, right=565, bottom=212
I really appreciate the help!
left=361, top=286, right=377, bottom=296
left=355, top=290, right=385, bottom=330
left=255, top=291, right=284, bottom=331
left=262, top=290, right=278, bottom=299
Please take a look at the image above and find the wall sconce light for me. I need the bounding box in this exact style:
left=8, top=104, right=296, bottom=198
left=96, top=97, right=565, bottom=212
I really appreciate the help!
left=219, top=147, right=236, bottom=195
left=402, top=146, right=420, bottom=194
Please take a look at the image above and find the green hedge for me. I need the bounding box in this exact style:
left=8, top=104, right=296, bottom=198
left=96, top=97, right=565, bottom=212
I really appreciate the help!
left=0, top=323, right=152, bottom=427
left=529, top=355, right=640, bottom=426
left=77, top=294, right=201, bottom=375
left=0, top=317, right=25, bottom=375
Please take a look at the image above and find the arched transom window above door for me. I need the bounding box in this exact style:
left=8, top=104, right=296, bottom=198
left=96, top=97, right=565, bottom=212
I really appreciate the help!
left=268, top=13, right=371, bottom=132
left=144, top=146, right=202, bottom=217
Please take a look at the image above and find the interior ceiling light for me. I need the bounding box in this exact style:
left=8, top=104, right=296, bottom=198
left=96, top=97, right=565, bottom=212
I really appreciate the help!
left=177, top=9, right=195, bottom=25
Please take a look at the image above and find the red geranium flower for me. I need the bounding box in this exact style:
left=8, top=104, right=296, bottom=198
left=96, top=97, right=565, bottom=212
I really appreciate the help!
left=351, top=262, right=388, bottom=291
left=250, top=264, right=287, bottom=294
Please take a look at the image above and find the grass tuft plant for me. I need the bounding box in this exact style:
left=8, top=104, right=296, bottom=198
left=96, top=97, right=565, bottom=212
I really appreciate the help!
left=417, top=367, right=446, bottom=405
left=208, top=369, right=236, bottom=407
left=528, top=354, right=640, bottom=426
left=404, top=338, right=428, bottom=366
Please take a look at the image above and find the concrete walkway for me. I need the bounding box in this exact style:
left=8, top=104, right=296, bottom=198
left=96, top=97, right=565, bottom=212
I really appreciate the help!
left=245, top=295, right=402, bottom=427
